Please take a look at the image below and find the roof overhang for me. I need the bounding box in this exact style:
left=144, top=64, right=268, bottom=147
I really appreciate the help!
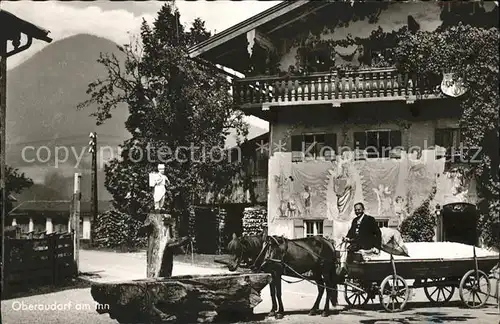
left=0, top=10, right=52, bottom=43
left=188, top=1, right=309, bottom=58
left=187, top=0, right=336, bottom=72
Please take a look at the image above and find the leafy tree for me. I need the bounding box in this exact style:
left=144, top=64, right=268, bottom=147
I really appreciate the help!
left=2, top=166, right=34, bottom=213
left=78, top=3, right=248, bottom=237
left=393, top=23, right=499, bottom=247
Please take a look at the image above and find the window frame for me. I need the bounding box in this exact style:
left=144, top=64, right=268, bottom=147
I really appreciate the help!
left=291, top=132, right=337, bottom=162
left=303, top=220, right=324, bottom=237
left=376, top=219, right=389, bottom=228
left=254, top=141, right=269, bottom=176
left=353, top=129, right=402, bottom=159
left=434, top=127, right=463, bottom=159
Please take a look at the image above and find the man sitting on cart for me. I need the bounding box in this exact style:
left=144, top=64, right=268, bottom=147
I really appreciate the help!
left=338, top=202, right=382, bottom=278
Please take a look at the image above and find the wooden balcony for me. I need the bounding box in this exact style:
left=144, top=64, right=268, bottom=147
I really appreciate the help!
left=233, top=67, right=443, bottom=109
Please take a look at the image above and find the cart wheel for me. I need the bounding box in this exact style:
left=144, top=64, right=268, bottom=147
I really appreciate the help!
left=459, top=269, right=491, bottom=308
left=379, top=275, right=409, bottom=312
left=423, top=278, right=455, bottom=304
left=344, top=279, right=369, bottom=307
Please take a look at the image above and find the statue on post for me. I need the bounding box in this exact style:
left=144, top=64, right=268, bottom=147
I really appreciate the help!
left=151, top=164, right=170, bottom=212
left=144, top=164, right=176, bottom=278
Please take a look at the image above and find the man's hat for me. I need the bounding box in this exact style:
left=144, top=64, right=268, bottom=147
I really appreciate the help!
left=158, top=164, right=165, bottom=170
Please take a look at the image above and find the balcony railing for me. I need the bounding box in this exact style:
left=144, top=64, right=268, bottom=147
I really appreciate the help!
left=233, top=67, right=442, bottom=108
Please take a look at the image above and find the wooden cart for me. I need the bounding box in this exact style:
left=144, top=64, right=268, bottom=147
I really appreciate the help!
left=341, top=246, right=498, bottom=312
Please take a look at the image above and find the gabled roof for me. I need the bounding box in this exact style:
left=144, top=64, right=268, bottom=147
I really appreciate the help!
left=9, top=200, right=113, bottom=215
left=188, top=1, right=310, bottom=58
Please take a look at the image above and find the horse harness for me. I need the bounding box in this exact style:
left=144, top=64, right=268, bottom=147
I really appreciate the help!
left=261, top=236, right=331, bottom=272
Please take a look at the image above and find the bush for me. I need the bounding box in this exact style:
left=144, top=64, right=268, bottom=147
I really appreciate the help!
left=477, top=197, right=500, bottom=249
left=92, top=210, right=147, bottom=250
left=400, top=195, right=436, bottom=242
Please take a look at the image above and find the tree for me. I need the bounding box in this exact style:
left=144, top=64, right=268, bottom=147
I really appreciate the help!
left=401, top=191, right=436, bottom=242
left=2, top=166, right=34, bottom=213
left=78, top=3, right=248, bottom=275
left=393, top=23, right=499, bottom=248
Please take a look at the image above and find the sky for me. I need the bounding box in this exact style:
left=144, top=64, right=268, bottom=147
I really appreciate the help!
left=1, top=0, right=281, bottom=129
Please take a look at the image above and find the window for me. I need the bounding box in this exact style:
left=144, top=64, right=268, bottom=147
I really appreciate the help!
left=376, top=219, right=389, bottom=228
left=291, top=133, right=337, bottom=162
left=304, top=220, right=324, bottom=237
left=354, top=130, right=402, bottom=159
left=254, top=142, right=269, bottom=176
left=435, top=128, right=462, bottom=159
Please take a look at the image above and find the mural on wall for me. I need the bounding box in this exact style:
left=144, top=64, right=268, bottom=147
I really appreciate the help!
left=435, top=165, right=477, bottom=206
left=360, top=160, right=402, bottom=217
left=267, top=148, right=481, bottom=240
left=329, top=152, right=358, bottom=221
left=289, top=161, right=331, bottom=219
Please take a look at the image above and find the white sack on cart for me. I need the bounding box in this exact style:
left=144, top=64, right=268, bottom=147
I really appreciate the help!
left=380, top=227, right=409, bottom=257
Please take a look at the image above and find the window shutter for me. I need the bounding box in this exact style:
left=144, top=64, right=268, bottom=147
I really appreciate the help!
left=354, top=132, right=366, bottom=150
left=390, top=130, right=402, bottom=148
left=323, top=133, right=337, bottom=160
left=323, top=220, right=333, bottom=238
left=294, top=219, right=304, bottom=239
left=434, top=129, right=443, bottom=146
left=354, top=132, right=366, bottom=160
left=435, top=129, right=449, bottom=158
left=291, top=135, right=303, bottom=162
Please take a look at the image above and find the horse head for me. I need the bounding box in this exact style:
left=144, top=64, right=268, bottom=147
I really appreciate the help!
left=252, top=235, right=288, bottom=272
left=227, top=233, right=245, bottom=271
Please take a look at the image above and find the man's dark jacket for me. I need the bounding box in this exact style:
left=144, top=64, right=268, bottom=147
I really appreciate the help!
left=346, top=214, right=382, bottom=250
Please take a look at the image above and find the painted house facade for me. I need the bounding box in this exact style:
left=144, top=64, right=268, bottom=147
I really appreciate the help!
left=189, top=1, right=490, bottom=244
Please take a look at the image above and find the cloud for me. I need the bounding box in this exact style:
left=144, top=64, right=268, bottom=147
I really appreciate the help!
left=3, top=1, right=157, bottom=69
left=3, top=1, right=280, bottom=70
left=3, top=0, right=274, bottom=129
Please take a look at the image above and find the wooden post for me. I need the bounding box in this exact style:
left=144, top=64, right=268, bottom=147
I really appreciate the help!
left=72, top=173, right=81, bottom=272
left=146, top=165, right=172, bottom=278
left=89, top=132, right=98, bottom=245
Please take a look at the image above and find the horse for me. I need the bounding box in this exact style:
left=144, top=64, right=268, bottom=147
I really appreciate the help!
left=226, top=229, right=267, bottom=271
left=252, top=235, right=340, bottom=319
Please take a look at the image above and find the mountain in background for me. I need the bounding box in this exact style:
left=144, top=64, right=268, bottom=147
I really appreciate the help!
left=6, top=34, right=267, bottom=203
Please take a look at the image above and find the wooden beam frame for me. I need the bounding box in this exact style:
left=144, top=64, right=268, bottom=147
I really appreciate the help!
left=254, top=29, right=275, bottom=52
left=267, top=2, right=332, bottom=34
left=189, top=1, right=308, bottom=58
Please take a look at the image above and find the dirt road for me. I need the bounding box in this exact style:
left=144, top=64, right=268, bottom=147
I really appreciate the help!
left=2, top=250, right=498, bottom=324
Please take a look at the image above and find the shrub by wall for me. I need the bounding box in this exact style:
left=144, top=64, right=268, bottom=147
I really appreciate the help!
left=400, top=190, right=436, bottom=242
left=242, top=206, right=267, bottom=236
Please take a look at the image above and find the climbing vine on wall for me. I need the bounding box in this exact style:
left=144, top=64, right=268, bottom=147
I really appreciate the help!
left=392, top=23, right=499, bottom=247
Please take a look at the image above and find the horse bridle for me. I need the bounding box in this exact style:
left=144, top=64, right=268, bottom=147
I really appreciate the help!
left=253, top=235, right=287, bottom=269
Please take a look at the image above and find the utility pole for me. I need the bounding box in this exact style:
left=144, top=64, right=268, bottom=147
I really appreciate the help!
left=89, top=132, right=98, bottom=244
left=0, top=20, right=7, bottom=303
left=72, top=173, right=81, bottom=273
